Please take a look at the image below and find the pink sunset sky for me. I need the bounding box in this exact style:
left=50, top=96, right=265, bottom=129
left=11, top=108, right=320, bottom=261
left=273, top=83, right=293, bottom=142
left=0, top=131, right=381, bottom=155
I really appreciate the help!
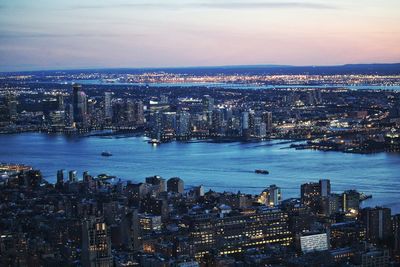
left=0, top=0, right=399, bottom=71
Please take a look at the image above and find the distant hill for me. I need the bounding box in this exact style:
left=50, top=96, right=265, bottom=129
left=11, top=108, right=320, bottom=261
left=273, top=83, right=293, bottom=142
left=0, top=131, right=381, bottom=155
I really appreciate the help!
left=3, top=63, right=400, bottom=76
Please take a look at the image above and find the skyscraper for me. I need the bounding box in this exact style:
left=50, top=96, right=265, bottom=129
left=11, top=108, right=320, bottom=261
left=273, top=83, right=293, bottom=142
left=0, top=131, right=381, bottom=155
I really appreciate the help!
left=68, top=170, right=77, bottom=182
left=133, top=101, right=145, bottom=125
left=72, top=84, right=87, bottom=128
left=211, top=109, right=223, bottom=136
left=57, top=94, right=64, bottom=111
left=176, top=111, right=191, bottom=139
left=263, top=112, right=272, bottom=133
left=254, top=117, right=267, bottom=138
left=167, top=177, right=184, bottom=194
left=241, top=111, right=249, bottom=137
left=81, top=217, right=112, bottom=267
left=6, top=93, right=18, bottom=121
left=124, top=99, right=135, bottom=124
left=319, top=179, right=331, bottom=197
left=202, top=95, right=214, bottom=125
left=56, top=169, right=64, bottom=189
left=146, top=176, right=166, bottom=193
left=202, top=95, right=214, bottom=113
left=363, top=207, right=392, bottom=244
left=104, top=92, right=112, bottom=119
left=300, top=179, right=331, bottom=213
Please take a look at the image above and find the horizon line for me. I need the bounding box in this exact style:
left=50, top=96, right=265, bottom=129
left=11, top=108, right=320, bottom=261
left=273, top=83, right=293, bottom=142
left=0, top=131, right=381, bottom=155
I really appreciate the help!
left=1, top=62, right=400, bottom=74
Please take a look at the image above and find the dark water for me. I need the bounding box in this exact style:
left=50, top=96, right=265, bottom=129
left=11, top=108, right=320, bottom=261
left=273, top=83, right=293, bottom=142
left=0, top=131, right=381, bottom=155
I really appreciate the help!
left=1, top=133, right=400, bottom=213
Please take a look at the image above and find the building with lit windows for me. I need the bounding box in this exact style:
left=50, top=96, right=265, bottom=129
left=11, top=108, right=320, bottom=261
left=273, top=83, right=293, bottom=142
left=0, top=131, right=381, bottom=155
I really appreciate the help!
left=300, top=233, right=329, bottom=254
left=342, top=190, right=360, bottom=214
left=146, top=175, right=166, bottom=193
left=139, top=214, right=162, bottom=232
left=257, top=184, right=282, bottom=207
left=104, top=92, right=112, bottom=119
left=167, top=177, right=184, bottom=194
left=81, top=217, right=112, bottom=267
left=72, top=84, right=88, bottom=128
left=188, top=208, right=292, bottom=260
left=300, top=179, right=331, bottom=212
left=362, top=207, right=392, bottom=244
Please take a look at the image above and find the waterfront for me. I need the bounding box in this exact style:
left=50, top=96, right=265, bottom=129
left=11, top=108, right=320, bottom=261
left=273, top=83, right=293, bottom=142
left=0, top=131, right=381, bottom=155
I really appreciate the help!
left=1, top=132, right=400, bottom=212
left=65, top=80, right=400, bottom=91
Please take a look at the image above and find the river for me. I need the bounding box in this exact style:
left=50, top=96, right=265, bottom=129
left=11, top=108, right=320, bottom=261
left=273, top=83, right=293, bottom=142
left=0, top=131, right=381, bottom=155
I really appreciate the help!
left=1, top=133, right=399, bottom=212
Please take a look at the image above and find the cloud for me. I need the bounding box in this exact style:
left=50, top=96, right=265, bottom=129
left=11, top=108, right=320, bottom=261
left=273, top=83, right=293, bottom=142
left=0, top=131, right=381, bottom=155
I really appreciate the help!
left=71, top=1, right=337, bottom=11
left=193, top=2, right=337, bottom=10
left=0, top=31, right=144, bottom=39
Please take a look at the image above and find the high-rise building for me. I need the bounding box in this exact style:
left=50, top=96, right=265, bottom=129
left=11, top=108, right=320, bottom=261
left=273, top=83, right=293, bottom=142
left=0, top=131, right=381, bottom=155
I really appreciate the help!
left=301, top=182, right=320, bottom=207
left=150, top=111, right=163, bottom=141
left=301, top=179, right=331, bottom=213
left=241, top=111, right=249, bottom=136
left=133, top=101, right=145, bottom=125
left=211, top=109, right=224, bottom=136
left=56, top=169, right=64, bottom=187
left=342, top=190, right=360, bottom=214
left=362, top=207, right=392, bottom=244
left=262, top=112, right=273, bottom=133
left=49, top=110, right=65, bottom=129
left=254, top=117, right=267, bottom=138
left=330, top=221, right=365, bottom=249
left=104, top=92, right=112, bottom=119
left=393, top=214, right=400, bottom=257
left=258, top=184, right=282, bottom=207
left=188, top=208, right=292, bottom=259
left=176, top=111, right=191, bottom=138
left=202, top=95, right=214, bottom=112
left=162, top=112, right=177, bottom=132
left=66, top=103, right=74, bottom=126
left=124, top=99, right=135, bottom=124
left=112, top=101, right=125, bottom=125
left=319, top=179, right=331, bottom=197
left=68, top=170, right=77, bottom=182
left=127, top=182, right=152, bottom=206
left=72, top=84, right=88, bottom=128
left=131, top=209, right=141, bottom=251
left=203, top=95, right=214, bottom=126
left=83, top=171, right=91, bottom=182
left=192, top=185, right=204, bottom=198
left=360, top=248, right=390, bottom=267
left=6, top=94, right=18, bottom=121
left=248, top=110, right=255, bottom=135
left=57, top=94, right=64, bottom=111
left=140, top=197, right=168, bottom=218
left=57, top=170, right=64, bottom=181
left=81, top=217, right=113, bottom=267
left=146, top=176, right=166, bottom=193
left=320, top=193, right=340, bottom=216
left=167, top=177, right=184, bottom=194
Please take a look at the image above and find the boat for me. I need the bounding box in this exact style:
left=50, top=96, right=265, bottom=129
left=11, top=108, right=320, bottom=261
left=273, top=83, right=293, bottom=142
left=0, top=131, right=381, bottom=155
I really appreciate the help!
left=255, top=169, right=269, bottom=174
left=101, top=151, right=112, bottom=157
left=148, top=139, right=161, bottom=145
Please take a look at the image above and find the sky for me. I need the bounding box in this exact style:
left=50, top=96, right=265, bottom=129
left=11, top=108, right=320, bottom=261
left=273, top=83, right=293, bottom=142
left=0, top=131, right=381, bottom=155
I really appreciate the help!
left=0, top=0, right=400, bottom=72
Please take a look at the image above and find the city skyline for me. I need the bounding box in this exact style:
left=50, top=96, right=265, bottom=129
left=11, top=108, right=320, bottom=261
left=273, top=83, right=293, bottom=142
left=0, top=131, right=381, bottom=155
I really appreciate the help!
left=1, top=0, right=400, bottom=72
left=2, top=1, right=400, bottom=265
